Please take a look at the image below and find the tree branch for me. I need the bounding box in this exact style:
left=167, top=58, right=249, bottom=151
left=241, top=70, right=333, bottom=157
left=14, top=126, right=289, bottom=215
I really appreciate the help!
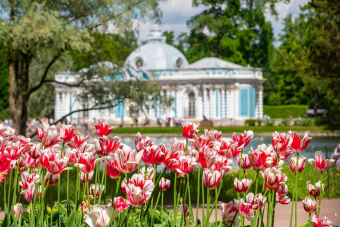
left=44, top=79, right=85, bottom=87
left=28, top=49, right=65, bottom=96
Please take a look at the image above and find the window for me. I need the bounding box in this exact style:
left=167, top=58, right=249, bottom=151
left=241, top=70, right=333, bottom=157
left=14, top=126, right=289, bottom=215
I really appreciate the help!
left=134, top=57, right=144, bottom=71
left=176, top=58, right=184, bottom=68
left=188, top=92, right=195, bottom=117
left=239, top=87, right=255, bottom=117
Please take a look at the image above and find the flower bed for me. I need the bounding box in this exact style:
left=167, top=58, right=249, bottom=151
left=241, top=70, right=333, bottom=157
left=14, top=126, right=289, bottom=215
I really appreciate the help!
left=0, top=122, right=337, bottom=226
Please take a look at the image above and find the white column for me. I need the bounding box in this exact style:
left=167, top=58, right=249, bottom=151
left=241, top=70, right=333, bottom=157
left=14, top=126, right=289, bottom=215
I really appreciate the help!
left=209, top=88, right=214, bottom=119
left=221, top=88, right=226, bottom=118
left=203, top=88, right=208, bottom=119
left=226, top=88, right=231, bottom=118
left=259, top=88, right=263, bottom=119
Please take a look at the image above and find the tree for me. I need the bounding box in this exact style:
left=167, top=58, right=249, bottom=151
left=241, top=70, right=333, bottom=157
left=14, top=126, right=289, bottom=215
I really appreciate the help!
left=0, top=0, right=161, bottom=135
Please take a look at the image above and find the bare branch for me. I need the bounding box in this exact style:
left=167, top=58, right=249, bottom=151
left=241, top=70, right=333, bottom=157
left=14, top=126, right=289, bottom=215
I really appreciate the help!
left=44, top=79, right=85, bottom=87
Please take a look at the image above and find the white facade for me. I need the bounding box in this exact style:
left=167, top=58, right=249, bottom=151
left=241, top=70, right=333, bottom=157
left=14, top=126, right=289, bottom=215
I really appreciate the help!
left=53, top=25, right=265, bottom=125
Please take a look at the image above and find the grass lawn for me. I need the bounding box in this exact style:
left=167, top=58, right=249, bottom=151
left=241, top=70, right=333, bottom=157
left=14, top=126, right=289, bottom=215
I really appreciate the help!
left=113, top=125, right=334, bottom=134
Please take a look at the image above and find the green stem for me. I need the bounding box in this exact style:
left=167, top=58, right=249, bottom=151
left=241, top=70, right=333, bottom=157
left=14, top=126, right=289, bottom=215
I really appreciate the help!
left=215, top=188, right=218, bottom=225
left=206, top=189, right=211, bottom=226
left=267, top=189, right=271, bottom=227
left=186, top=174, right=193, bottom=221
left=295, top=153, right=299, bottom=227
left=173, top=173, right=177, bottom=227
left=238, top=150, right=243, bottom=200
left=182, top=177, right=188, bottom=227
left=202, top=172, right=205, bottom=225
left=161, top=192, right=164, bottom=225
left=67, top=169, right=70, bottom=216
left=251, top=170, right=260, bottom=227
left=318, top=171, right=323, bottom=216
left=241, top=217, right=244, bottom=227
left=99, top=165, right=106, bottom=204
left=271, top=188, right=276, bottom=227
left=195, top=166, right=201, bottom=226
left=289, top=184, right=295, bottom=227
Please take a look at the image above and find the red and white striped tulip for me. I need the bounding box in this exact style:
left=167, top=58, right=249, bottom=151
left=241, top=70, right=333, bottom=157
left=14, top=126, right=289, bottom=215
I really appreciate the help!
left=142, top=144, right=165, bottom=165
left=220, top=200, right=239, bottom=224
left=135, top=132, right=145, bottom=152
left=125, top=173, right=154, bottom=207
left=176, top=155, right=197, bottom=177
left=114, top=145, right=143, bottom=173
left=263, top=167, right=287, bottom=190
left=238, top=198, right=255, bottom=220
left=216, top=138, right=244, bottom=159
left=20, top=185, right=36, bottom=202
left=22, top=142, right=41, bottom=160
left=302, top=196, right=317, bottom=213
left=75, top=152, right=101, bottom=174
left=203, top=169, right=223, bottom=189
left=204, top=129, right=222, bottom=143
left=159, top=177, right=171, bottom=191
left=67, top=132, right=88, bottom=149
left=85, top=204, right=114, bottom=227
left=182, top=122, right=199, bottom=139
left=289, top=155, right=307, bottom=173
left=45, top=172, right=60, bottom=187
left=290, top=131, right=312, bottom=153
left=40, top=148, right=71, bottom=175
left=36, top=122, right=60, bottom=148
left=312, top=215, right=332, bottom=227
left=95, top=120, right=115, bottom=137
left=59, top=124, right=75, bottom=143
left=103, top=156, right=121, bottom=179
left=64, top=147, right=78, bottom=164
left=99, top=135, right=121, bottom=155
left=19, top=171, right=40, bottom=190
left=272, top=131, right=292, bottom=154
left=232, top=130, right=253, bottom=148
left=237, top=153, right=252, bottom=170
left=24, top=154, right=39, bottom=169
left=234, top=178, right=252, bottom=193
left=308, top=151, right=335, bottom=172
left=13, top=203, right=23, bottom=217
left=306, top=181, right=324, bottom=198
left=0, top=153, right=11, bottom=173
left=113, top=196, right=130, bottom=212
left=80, top=171, right=94, bottom=184
left=90, top=183, right=105, bottom=199
left=140, top=167, right=155, bottom=180
left=252, top=193, right=266, bottom=210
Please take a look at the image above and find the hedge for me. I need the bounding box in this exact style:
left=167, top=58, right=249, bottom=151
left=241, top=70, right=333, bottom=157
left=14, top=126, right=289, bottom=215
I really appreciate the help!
left=263, top=105, right=308, bottom=118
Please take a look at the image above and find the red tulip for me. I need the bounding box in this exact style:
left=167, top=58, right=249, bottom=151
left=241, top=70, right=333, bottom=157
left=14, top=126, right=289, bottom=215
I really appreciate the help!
left=191, top=134, right=210, bottom=152
left=252, top=193, right=266, bottom=210
left=290, top=131, right=312, bottom=153
left=208, top=154, right=232, bottom=174
left=36, top=122, right=60, bottom=148
left=125, top=173, right=154, bottom=207
left=232, top=130, right=253, bottom=148
left=64, top=147, right=78, bottom=164
left=234, top=178, right=252, bottom=193
left=0, top=137, right=10, bottom=153
left=263, top=167, right=287, bottom=190
left=20, top=184, right=36, bottom=202
left=24, top=154, right=39, bottom=169
left=40, top=148, right=71, bottom=175
left=220, top=200, right=239, bottom=224
left=103, top=156, right=121, bottom=179
left=203, top=169, right=223, bottom=189
left=248, top=147, right=264, bottom=171
left=237, top=153, right=252, bottom=170
left=159, top=177, right=170, bottom=191
left=142, top=144, right=165, bottom=165
left=99, top=135, right=122, bottom=155
left=276, top=184, right=291, bottom=205
left=59, top=124, right=75, bottom=143
left=67, top=132, right=88, bottom=149
left=302, top=196, right=317, bottom=213
left=290, top=155, right=307, bottom=173
left=176, top=155, right=196, bottom=177
left=312, top=215, right=332, bottom=227
left=215, top=138, right=244, bottom=159
left=163, top=142, right=182, bottom=172
left=308, top=151, right=335, bottom=171
left=306, top=181, right=324, bottom=198
left=75, top=152, right=101, bottom=174
left=198, top=146, right=215, bottom=168
left=115, top=145, right=143, bottom=173
left=95, top=120, right=115, bottom=137
left=181, top=122, right=199, bottom=139
left=0, top=153, right=11, bottom=173
left=113, top=196, right=130, bottom=212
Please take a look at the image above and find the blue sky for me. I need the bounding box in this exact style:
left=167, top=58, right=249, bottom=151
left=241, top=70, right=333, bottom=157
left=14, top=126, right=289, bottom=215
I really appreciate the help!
left=135, top=0, right=309, bottom=46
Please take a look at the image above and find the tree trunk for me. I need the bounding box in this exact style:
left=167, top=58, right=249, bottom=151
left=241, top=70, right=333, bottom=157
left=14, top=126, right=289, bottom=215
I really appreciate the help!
left=314, top=89, right=318, bottom=117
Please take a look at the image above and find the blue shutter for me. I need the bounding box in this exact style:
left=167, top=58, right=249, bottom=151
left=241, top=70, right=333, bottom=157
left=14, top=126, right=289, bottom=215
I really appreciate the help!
left=249, top=87, right=255, bottom=117
left=240, top=89, right=248, bottom=116
left=115, top=98, right=124, bottom=118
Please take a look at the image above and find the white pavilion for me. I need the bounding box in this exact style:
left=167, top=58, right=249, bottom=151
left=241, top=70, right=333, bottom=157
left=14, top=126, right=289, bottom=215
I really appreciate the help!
left=53, top=25, right=264, bottom=125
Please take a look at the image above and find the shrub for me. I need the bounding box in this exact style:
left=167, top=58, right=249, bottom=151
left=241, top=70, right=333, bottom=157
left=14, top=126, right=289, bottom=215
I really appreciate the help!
left=263, top=105, right=308, bottom=118
left=244, top=119, right=256, bottom=126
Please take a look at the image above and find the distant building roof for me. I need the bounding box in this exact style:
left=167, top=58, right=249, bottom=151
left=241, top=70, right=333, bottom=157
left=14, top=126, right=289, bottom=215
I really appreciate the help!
left=187, top=57, right=247, bottom=69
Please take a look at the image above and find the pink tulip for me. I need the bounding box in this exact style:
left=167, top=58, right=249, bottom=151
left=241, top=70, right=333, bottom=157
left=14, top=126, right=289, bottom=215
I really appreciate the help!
left=103, top=156, right=121, bottom=179
left=219, top=200, right=239, bottom=224
left=140, top=167, right=155, bottom=180
left=75, top=152, right=101, bottom=174
left=114, top=145, right=143, bottom=173
left=176, top=155, right=197, bottom=177
left=80, top=171, right=94, bottom=184
left=95, top=120, right=115, bottom=137
left=113, top=196, right=130, bottom=212
left=203, top=169, right=223, bottom=189
left=263, top=167, right=287, bottom=190
left=290, top=155, right=307, bottom=173
left=159, top=177, right=170, bottom=191
left=67, top=132, right=88, bottom=149
left=36, top=122, right=60, bottom=148
left=306, top=181, right=324, bottom=198
left=125, top=173, right=154, bottom=207
left=237, top=154, right=252, bottom=170
left=45, top=172, right=60, bottom=187
left=308, top=151, right=335, bottom=171
left=90, top=183, right=105, bottom=199
left=181, top=122, right=199, bottom=139
left=312, top=215, right=332, bottom=227
left=13, top=203, right=23, bottom=217
left=302, top=196, right=317, bottom=213
left=238, top=198, right=255, bottom=220
left=232, top=130, right=253, bottom=148
left=19, top=171, right=40, bottom=190
left=99, top=135, right=122, bottom=155
left=290, top=131, right=312, bottom=153
left=234, top=178, right=252, bottom=193
left=59, top=124, right=75, bottom=143
left=272, top=131, right=292, bottom=154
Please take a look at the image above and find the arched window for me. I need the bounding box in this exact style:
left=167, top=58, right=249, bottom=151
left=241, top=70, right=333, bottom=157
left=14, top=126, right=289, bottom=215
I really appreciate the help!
left=188, top=92, right=195, bottom=117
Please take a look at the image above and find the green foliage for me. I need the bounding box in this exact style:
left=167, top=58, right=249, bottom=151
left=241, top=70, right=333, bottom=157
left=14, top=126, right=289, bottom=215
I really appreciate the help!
left=0, top=43, right=9, bottom=120
left=263, top=105, right=308, bottom=118
left=244, top=119, right=256, bottom=126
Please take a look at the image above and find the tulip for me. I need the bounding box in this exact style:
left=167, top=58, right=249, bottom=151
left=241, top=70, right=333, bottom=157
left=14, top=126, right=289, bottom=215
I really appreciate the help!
left=215, top=138, right=244, bottom=158
left=125, top=173, right=154, bottom=207
left=140, top=167, right=155, bottom=180
left=163, top=145, right=182, bottom=172
left=232, top=130, right=253, bottom=148
left=209, top=154, right=232, bottom=174
left=99, top=135, right=121, bottom=155
left=276, top=194, right=291, bottom=205
left=59, top=124, right=75, bottom=142
left=85, top=204, right=115, bottom=227
left=0, top=153, right=11, bottom=173
left=40, top=148, right=71, bottom=175
left=272, top=131, right=292, bottom=154
left=81, top=201, right=91, bottom=214
left=64, top=147, right=78, bottom=164
left=302, top=196, right=317, bottom=213
left=263, top=167, right=287, bottom=190
left=95, top=120, right=115, bottom=137
left=67, top=132, right=88, bottom=149
left=277, top=184, right=288, bottom=197
left=45, top=172, right=60, bottom=187
left=90, top=183, right=105, bottom=199
left=24, top=154, right=39, bottom=169
left=135, top=132, right=145, bottom=152
left=103, top=156, right=121, bottom=179
left=198, top=146, right=215, bottom=168
left=203, top=169, right=223, bottom=189
left=114, top=145, right=143, bottom=173
left=142, top=144, right=165, bottom=165
left=311, top=215, right=332, bottom=227
left=80, top=171, right=94, bottom=184
left=290, top=155, right=307, bottom=173
left=75, top=152, right=101, bottom=174
left=290, top=131, right=312, bottom=153
left=36, top=122, right=60, bottom=148
left=0, top=172, right=7, bottom=182
left=113, top=196, right=130, bottom=212
left=181, top=122, right=199, bottom=139
left=176, top=155, right=197, bottom=177
left=20, top=185, right=36, bottom=202
left=204, top=129, right=222, bottom=143
left=308, top=151, right=335, bottom=171
left=19, top=171, right=40, bottom=190
left=79, top=141, right=97, bottom=154
left=306, top=181, right=324, bottom=198
left=13, top=203, right=23, bottom=217
left=234, top=178, right=252, bottom=193
left=191, top=134, right=210, bottom=152
left=238, top=198, right=255, bottom=220
left=219, top=200, right=239, bottom=224
left=248, top=148, right=264, bottom=171
left=180, top=204, right=189, bottom=219
left=121, top=178, right=128, bottom=195
left=252, top=193, right=266, bottom=210
left=15, top=155, right=26, bottom=173
left=237, top=153, right=252, bottom=170
left=159, top=177, right=170, bottom=191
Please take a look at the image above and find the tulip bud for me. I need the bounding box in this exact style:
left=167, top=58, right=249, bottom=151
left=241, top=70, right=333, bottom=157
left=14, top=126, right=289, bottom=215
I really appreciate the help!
left=237, top=154, right=252, bottom=170
left=203, top=169, right=223, bottom=190
left=13, top=203, right=23, bottom=217
left=306, top=181, right=324, bottom=198
left=113, top=196, right=130, bottom=212
left=59, top=124, right=75, bottom=143
left=159, top=177, right=170, bottom=191
left=234, top=178, right=252, bottom=193
left=182, top=122, right=199, bottom=139
left=302, top=197, right=317, bottom=213
left=89, top=183, right=105, bottom=199
left=289, top=156, right=307, bottom=173
left=308, top=151, right=335, bottom=172
left=263, top=167, right=287, bottom=190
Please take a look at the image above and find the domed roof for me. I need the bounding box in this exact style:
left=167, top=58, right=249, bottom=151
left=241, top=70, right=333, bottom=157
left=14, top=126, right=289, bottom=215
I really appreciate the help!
left=124, top=25, right=189, bottom=76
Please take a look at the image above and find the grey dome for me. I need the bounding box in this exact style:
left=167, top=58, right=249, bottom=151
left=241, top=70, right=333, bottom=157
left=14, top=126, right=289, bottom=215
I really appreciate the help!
left=124, top=25, right=189, bottom=78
